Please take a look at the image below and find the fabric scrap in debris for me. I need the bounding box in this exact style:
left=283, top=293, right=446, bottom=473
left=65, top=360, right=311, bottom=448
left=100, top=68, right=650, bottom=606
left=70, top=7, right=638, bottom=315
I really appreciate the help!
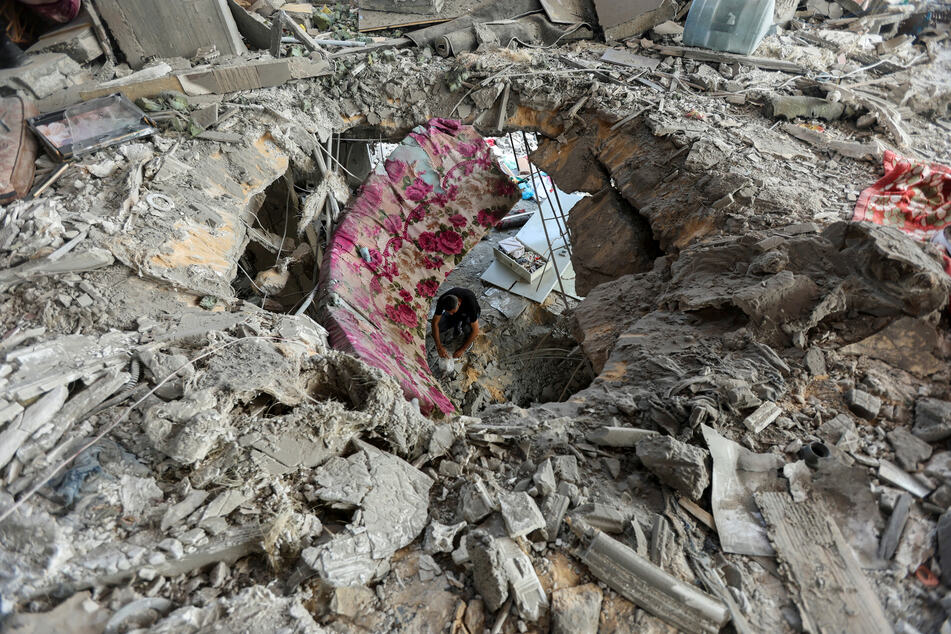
left=853, top=150, right=951, bottom=275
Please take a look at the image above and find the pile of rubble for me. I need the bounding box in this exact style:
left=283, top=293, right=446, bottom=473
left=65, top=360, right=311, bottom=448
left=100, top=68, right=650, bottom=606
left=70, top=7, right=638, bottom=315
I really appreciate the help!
left=1, top=0, right=951, bottom=632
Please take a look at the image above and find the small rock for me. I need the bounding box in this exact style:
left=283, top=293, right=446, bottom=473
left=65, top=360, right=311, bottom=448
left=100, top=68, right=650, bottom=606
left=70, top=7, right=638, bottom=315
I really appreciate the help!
left=887, top=428, right=933, bottom=471
left=804, top=348, right=827, bottom=376
left=423, top=519, right=466, bottom=553
left=914, top=398, right=951, bottom=442
left=846, top=388, right=881, bottom=420
left=157, top=538, right=183, bottom=560
left=635, top=435, right=710, bottom=500
left=602, top=457, right=621, bottom=479
left=209, top=562, right=229, bottom=588
left=931, top=484, right=951, bottom=510
left=464, top=599, right=485, bottom=634
left=533, top=459, right=556, bottom=497
left=552, top=583, right=602, bottom=634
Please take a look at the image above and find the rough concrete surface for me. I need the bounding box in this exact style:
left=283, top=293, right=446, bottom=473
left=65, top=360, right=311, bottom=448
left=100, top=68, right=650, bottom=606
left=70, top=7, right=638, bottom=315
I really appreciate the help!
left=0, top=2, right=950, bottom=634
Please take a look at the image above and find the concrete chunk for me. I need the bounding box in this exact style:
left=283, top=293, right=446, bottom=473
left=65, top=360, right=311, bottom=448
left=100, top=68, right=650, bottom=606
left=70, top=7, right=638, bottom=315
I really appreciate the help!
left=423, top=520, right=466, bottom=554
left=914, top=398, right=951, bottom=442
left=587, top=426, right=658, bottom=447
left=742, top=402, right=782, bottom=433
left=0, top=385, right=68, bottom=470
left=540, top=493, right=570, bottom=541
left=533, top=459, right=556, bottom=496
left=846, top=388, right=881, bottom=420
left=636, top=435, right=710, bottom=500
left=498, top=491, right=546, bottom=538
left=459, top=476, right=496, bottom=523
left=887, top=428, right=933, bottom=472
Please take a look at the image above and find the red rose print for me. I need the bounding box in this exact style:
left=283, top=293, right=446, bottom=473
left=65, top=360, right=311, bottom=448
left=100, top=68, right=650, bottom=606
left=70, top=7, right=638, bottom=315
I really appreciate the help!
left=399, top=289, right=413, bottom=303
left=448, top=214, right=467, bottom=228
left=476, top=209, right=496, bottom=227
left=418, top=232, right=439, bottom=251
left=416, top=279, right=440, bottom=298
left=436, top=230, right=463, bottom=254
left=405, top=177, right=433, bottom=202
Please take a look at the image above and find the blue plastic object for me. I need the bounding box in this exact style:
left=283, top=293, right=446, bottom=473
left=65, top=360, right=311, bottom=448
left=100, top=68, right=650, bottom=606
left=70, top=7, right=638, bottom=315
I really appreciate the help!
left=683, top=0, right=775, bottom=56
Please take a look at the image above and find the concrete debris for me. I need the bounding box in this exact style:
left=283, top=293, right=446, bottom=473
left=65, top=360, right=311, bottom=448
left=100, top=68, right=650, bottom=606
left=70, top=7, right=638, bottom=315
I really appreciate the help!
left=636, top=435, right=710, bottom=500
left=498, top=491, right=546, bottom=538
left=0, top=2, right=949, bottom=631
left=575, top=523, right=730, bottom=633
left=846, top=388, right=882, bottom=420
left=887, top=428, right=933, bottom=472
left=914, top=398, right=951, bottom=442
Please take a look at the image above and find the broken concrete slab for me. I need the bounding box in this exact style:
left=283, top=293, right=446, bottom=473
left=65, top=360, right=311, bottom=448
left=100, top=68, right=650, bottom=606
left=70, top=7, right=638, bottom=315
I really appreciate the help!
left=766, top=96, right=845, bottom=121
left=878, top=492, right=912, bottom=561
left=636, top=435, right=710, bottom=500
left=840, top=317, right=943, bottom=377
left=939, top=509, right=951, bottom=586
left=913, top=398, right=951, bottom=442
left=94, top=0, right=247, bottom=69
left=887, top=428, right=933, bottom=472
left=533, top=458, right=556, bottom=496
left=0, top=385, right=68, bottom=471
left=423, top=520, right=466, bottom=554
left=540, top=493, right=570, bottom=541
left=498, top=491, right=546, bottom=538
left=459, top=476, right=497, bottom=524
left=846, top=388, right=881, bottom=420
left=878, top=460, right=933, bottom=498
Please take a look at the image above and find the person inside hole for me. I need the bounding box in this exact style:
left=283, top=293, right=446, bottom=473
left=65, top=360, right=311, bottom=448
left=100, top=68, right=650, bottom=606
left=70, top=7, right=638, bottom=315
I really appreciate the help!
left=431, top=287, right=481, bottom=360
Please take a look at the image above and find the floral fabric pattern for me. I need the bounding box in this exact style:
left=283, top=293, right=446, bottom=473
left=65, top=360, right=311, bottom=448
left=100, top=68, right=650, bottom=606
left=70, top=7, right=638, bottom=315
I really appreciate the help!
left=854, top=150, right=951, bottom=280
left=317, top=118, right=519, bottom=416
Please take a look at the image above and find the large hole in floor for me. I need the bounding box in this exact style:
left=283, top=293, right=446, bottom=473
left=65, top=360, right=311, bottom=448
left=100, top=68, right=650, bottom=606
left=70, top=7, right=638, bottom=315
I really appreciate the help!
left=235, top=129, right=663, bottom=414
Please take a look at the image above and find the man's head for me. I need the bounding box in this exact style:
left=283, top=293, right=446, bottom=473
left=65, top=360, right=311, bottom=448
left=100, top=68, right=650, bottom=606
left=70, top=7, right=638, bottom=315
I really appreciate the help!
left=444, top=295, right=460, bottom=314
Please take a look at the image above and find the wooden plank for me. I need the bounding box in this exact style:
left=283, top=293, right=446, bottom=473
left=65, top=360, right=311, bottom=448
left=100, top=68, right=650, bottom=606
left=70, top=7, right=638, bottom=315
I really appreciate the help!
left=754, top=492, right=892, bottom=634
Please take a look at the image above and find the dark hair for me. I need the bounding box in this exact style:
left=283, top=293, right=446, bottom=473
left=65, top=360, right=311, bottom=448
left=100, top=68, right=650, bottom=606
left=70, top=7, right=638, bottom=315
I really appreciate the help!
left=445, top=295, right=460, bottom=311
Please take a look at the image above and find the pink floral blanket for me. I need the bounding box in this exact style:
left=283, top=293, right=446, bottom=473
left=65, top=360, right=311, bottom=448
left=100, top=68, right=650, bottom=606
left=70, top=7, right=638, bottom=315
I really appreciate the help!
left=318, top=118, right=519, bottom=416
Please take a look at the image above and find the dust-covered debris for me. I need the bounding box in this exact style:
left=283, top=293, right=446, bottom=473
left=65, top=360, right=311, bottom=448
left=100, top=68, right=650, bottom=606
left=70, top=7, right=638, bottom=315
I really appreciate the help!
left=2, top=0, right=951, bottom=631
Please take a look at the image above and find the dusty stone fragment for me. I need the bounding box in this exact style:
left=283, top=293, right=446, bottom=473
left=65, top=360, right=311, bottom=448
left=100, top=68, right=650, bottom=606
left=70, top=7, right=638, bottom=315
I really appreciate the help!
left=423, top=520, right=466, bottom=554
left=552, top=455, right=579, bottom=483
left=139, top=349, right=194, bottom=400
left=459, top=476, right=496, bottom=523
left=551, top=583, right=602, bottom=634
left=846, top=388, right=881, bottom=420
left=742, top=402, right=782, bottom=433
left=636, top=435, right=710, bottom=500
left=540, top=493, right=570, bottom=541
left=200, top=489, right=250, bottom=522
left=804, top=348, right=826, bottom=376
left=103, top=598, right=173, bottom=634
left=498, top=491, right=546, bottom=538
left=161, top=489, right=209, bottom=532
left=576, top=503, right=627, bottom=533
left=312, top=453, right=373, bottom=508
left=467, top=532, right=509, bottom=612
left=887, top=429, right=933, bottom=471
left=925, top=452, right=951, bottom=486
left=914, top=399, right=951, bottom=442
left=747, top=250, right=788, bottom=275
left=587, top=426, right=658, bottom=447
left=931, top=484, right=951, bottom=509
left=533, top=459, right=556, bottom=496
left=496, top=537, right=548, bottom=621
left=143, top=389, right=226, bottom=464
left=818, top=414, right=855, bottom=445
left=939, top=509, right=951, bottom=586
left=209, top=561, right=229, bottom=588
